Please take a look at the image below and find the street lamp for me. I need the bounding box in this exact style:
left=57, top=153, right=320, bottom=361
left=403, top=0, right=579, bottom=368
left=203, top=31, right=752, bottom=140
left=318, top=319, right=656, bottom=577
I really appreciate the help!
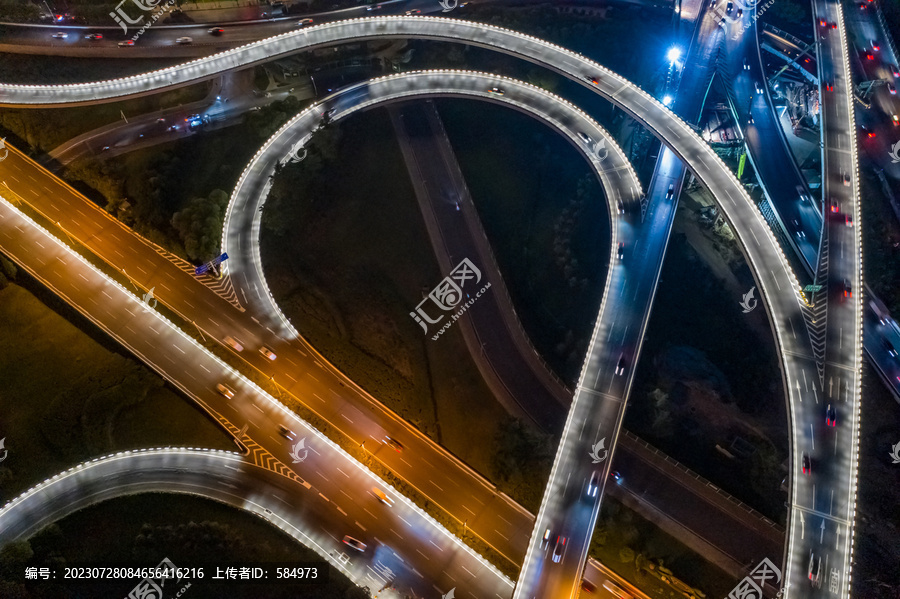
left=663, top=95, right=674, bottom=106
left=667, top=46, right=682, bottom=65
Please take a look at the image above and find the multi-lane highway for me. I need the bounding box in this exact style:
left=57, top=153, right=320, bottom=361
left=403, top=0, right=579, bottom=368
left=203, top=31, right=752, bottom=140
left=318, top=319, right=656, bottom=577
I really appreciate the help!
left=0, top=196, right=511, bottom=599
left=2, top=18, right=820, bottom=599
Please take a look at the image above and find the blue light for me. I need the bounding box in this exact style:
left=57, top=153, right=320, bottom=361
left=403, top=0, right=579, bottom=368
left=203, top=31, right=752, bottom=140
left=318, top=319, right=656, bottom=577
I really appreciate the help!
left=667, top=47, right=682, bottom=64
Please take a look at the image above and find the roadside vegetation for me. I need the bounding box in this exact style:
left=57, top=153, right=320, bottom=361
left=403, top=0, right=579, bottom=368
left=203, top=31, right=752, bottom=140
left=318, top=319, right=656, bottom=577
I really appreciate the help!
left=437, top=98, right=609, bottom=385
left=0, top=262, right=233, bottom=503
left=0, top=82, right=209, bottom=152
left=0, top=494, right=369, bottom=599
left=625, top=191, right=787, bottom=522
left=589, top=498, right=733, bottom=599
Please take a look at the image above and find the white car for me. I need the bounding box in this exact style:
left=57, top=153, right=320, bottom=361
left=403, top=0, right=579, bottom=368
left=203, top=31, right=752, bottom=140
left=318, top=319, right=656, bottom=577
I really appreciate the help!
left=259, top=346, right=277, bottom=360
left=175, top=37, right=193, bottom=44
left=216, top=383, right=235, bottom=399
left=51, top=32, right=68, bottom=39
left=372, top=487, right=394, bottom=507
left=296, top=18, right=313, bottom=26
left=223, top=336, right=244, bottom=352
left=586, top=471, right=601, bottom=497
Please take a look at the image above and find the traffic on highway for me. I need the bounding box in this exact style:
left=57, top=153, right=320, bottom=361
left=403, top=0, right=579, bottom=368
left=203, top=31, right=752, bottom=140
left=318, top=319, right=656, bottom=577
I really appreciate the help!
left=0, top=0, right=895, bottom=597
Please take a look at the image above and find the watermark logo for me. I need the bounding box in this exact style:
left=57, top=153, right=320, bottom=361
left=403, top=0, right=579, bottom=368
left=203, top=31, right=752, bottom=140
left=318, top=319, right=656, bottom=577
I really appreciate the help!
left=715, top=0, right=775, bottom=40
left=740, top=286, right=758, bottom=313
left=442, top=588, right=456, bottom=599
left=725, top=558, right=782, bottom=599
left=290, top=437, right=309, bottom=464
left=126, top=557, right=191, bottom=599
left=0, top=138, right=8, bottom=162
left=889, top=140, right=900, bottom=163
left=142, top=286, right=158, bottom=311
left=890, top=441, right=900, bottom=464
left=0, top=437, right=7, bottom=464
left=411, top=258, right=492, bottom=340
left=438, top=0, right=459, bottom=12
left=111, top=0, right=176, bottom=41
left=589, top=438, right=609, bottom=463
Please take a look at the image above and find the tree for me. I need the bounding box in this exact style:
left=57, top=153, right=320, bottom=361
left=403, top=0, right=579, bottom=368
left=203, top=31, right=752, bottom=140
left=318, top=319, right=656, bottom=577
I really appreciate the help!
left=171, top=189, right=229, bottom=261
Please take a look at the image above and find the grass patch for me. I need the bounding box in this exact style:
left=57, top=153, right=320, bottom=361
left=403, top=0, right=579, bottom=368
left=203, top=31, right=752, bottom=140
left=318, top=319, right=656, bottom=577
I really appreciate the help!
left=0, top=493, right=369, bottom=599
left=436, top=98, right=609, bottom=384
left=0, top=278, right=233, bottom=504
left=589, top=497, right=734, bottom=599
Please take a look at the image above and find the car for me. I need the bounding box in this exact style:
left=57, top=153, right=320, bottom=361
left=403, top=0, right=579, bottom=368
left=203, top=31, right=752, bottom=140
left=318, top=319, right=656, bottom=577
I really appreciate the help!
left=830, top=22, right=837, bottom=29
left=893, top=114, right=899, bottom=126
left=844, top=214, right=853, bottom=227
left=726, top=1, right=734, bottom=13
left=666, top=183, right=675, bottom=199
left=829, top=198, right=840, bottom=213
left=861, top=124, right=876, bottom=138
left=405, top=9, right=421, bottom=15
left=615, top=354, right=627, bottom=375
left=342, top=536, right=367, bottom=552
left=864, top=51, right=875, bottom=61
left=551, top=536, right=567, bottom=563
left=167, top=125, right=179, bottom=132
left=372, top=487, right=394, bottom=507
left=824, top=81, right=834, bottom=91
left=842, top=279, right=852, bottom=298
left=586, top=470, right=601, bottom=497
left=736, top=7, right=743, bottom=17
left=791, top=219, right=806, bottom=239
left=383, top=436, right=404, bottom=452
left=366, top=4, right=383, bottom=10
left=577, top=131, right=593, bottom=145
left=175, top=37, right=193, bottom=44
left=747, top=112, right=754, bottom=124
left=616, top=199, right=625, bottom=214
left=100, top=146, right=110, bottom=152
left=801, top=452, right=811, bottom=475
left=743, top=58, right=750, bottom=71
left=487, top=87, right=504, bottom=95
left=617, top=242, right=625, bottom=260
left=825, top=404, right=836, bottom=427
left=892, top=65, right=900, bottom=78
left=541, top=528, right=551, bottom=550
left=216, top=383, right=235, bottom=399
left=818, top=18, right=827, bottom=27
left=258, top=346, right=277, bottom=360
left=754, top=81, right=763, bottom=94
left=889, top=83, right=897, bottom=95
left=586, top=75, right=600, bottom=85
left=859, top=2, right=867, bottom=9
left=709, top=0, right=717, bottom=7
left=278, top=425, right=296, bottom=440
left=118, top=40, right=134, bottom=47
left=871, top=39, right=880, bottom=51
left=609, top=470, right=622, bottom=483
left=843, top=172, right=851, bottom=186
left=208, top=27, right=224, bottom=35
left=85, top=33, right=103, bottom=40
left=808, top=552, right=821, bottom=587
left=581, top=579, right=597, bottom=593
left=296, top=18, right=313, bottom=26
left=224, top=336, right=244, bottom=352
left=883, top=338, right=898, bottom=357
left=603, top=581, right=633, bottom=599
left=51, top=32, right=68, bottom=39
